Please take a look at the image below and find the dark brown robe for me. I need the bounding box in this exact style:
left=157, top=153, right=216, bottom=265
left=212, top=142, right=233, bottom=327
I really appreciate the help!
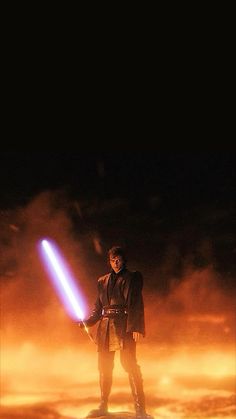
left=85, top=268, right=145, bottom=351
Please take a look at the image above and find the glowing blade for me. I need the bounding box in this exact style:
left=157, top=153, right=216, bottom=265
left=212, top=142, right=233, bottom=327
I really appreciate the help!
left=41, top=239, right=84, bottom=320
left=38, top=238, right=87, bottom=322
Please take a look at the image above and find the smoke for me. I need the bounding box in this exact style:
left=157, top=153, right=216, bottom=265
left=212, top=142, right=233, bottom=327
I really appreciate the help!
left=1, top=190, right=236, bottom=419
left=144, top=267, right=236, bottom=345
left=0, top=190, right=102, bottom=348
left=1, top=189, right=236, bottom=349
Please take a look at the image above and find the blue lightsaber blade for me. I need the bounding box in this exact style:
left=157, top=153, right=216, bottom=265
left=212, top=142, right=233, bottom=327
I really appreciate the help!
left=39, top=239, right=94, bottom=342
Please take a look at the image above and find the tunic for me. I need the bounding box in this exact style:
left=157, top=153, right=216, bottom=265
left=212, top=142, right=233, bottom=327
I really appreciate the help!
left=85, top=268, right=145, bottom=351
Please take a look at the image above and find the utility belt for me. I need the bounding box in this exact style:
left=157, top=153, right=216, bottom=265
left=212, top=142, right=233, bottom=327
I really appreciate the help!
left=102, top=305, right=128, bottom=318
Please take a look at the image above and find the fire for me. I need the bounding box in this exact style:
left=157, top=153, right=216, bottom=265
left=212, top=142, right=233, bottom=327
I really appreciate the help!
left=1, top=340, right=235, bottom=418
left=0, top=192, right=236, bottom=418
left=1, top=265, right=236, bottom=418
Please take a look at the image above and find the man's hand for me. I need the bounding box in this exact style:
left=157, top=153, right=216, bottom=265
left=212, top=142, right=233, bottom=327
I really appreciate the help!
left=133, top=332, right=141, bottom=342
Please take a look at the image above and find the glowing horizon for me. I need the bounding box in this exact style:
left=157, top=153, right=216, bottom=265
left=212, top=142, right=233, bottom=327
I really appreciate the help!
left=1, top=342, right=236, bottom=418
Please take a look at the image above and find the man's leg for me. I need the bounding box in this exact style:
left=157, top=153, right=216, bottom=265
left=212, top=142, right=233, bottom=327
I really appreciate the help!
left=87, top=350, right=115, bottom=417
left=120, top=334, right=153, bottom=419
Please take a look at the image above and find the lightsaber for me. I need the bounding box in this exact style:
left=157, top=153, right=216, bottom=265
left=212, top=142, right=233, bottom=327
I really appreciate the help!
left=39, top=238, right=94, bottom=342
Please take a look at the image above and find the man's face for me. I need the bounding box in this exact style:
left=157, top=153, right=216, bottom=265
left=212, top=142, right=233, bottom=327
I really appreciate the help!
left=109, top=256, right=124, bottom=273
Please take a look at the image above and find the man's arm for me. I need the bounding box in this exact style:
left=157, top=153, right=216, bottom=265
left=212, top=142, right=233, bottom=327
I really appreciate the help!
left=126, top=271, right=145, bottom=337
left=84, top=296, right=102, bottom=326
left=78, top=281, right=102, bottom=328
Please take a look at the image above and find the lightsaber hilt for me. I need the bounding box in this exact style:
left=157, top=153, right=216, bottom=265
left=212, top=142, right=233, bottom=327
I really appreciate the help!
left=81, top=321, right=95, bottom=343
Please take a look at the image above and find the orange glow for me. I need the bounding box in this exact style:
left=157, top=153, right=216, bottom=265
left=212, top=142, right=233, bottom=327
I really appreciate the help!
left=1, top=341, right=236, bottom=418
left=1, top=193, right=236, bottom=418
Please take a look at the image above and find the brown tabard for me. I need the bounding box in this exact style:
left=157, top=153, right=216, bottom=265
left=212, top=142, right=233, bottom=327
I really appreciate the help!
left=85, top=269, right=145, bottom=351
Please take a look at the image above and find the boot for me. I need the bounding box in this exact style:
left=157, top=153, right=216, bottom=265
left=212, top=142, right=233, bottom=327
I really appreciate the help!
left=129, top=370, right=153, bottom=419
left=86, top=373, right=112, bottom=417
left=86, top=401, right=108, bottom=418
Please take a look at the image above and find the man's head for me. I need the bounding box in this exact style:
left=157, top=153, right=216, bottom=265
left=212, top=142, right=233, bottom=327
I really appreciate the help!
left=108, top=246, right=127, bottom=273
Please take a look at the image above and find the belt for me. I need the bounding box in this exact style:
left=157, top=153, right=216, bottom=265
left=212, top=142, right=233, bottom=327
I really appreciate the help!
left=102, top=306, right=128, bottom=317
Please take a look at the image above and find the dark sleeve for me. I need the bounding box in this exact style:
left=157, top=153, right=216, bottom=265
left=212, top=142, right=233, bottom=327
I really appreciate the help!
left=126, top=271, right=145, bottom=336
left=84, top=281, right=102, bottom=327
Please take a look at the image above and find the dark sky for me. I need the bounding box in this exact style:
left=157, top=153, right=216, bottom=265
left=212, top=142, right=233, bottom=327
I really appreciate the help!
left=0, top=151, right=235, bottom=207
left=0, top=151, right=235, bottom=289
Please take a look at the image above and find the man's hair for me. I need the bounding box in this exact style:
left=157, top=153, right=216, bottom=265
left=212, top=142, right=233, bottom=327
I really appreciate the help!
left=107, top=246, right=127, bottom=264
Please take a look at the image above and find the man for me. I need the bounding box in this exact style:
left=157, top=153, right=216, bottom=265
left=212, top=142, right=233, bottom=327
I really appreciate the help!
left=79, top=246, right=153, bottom=419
